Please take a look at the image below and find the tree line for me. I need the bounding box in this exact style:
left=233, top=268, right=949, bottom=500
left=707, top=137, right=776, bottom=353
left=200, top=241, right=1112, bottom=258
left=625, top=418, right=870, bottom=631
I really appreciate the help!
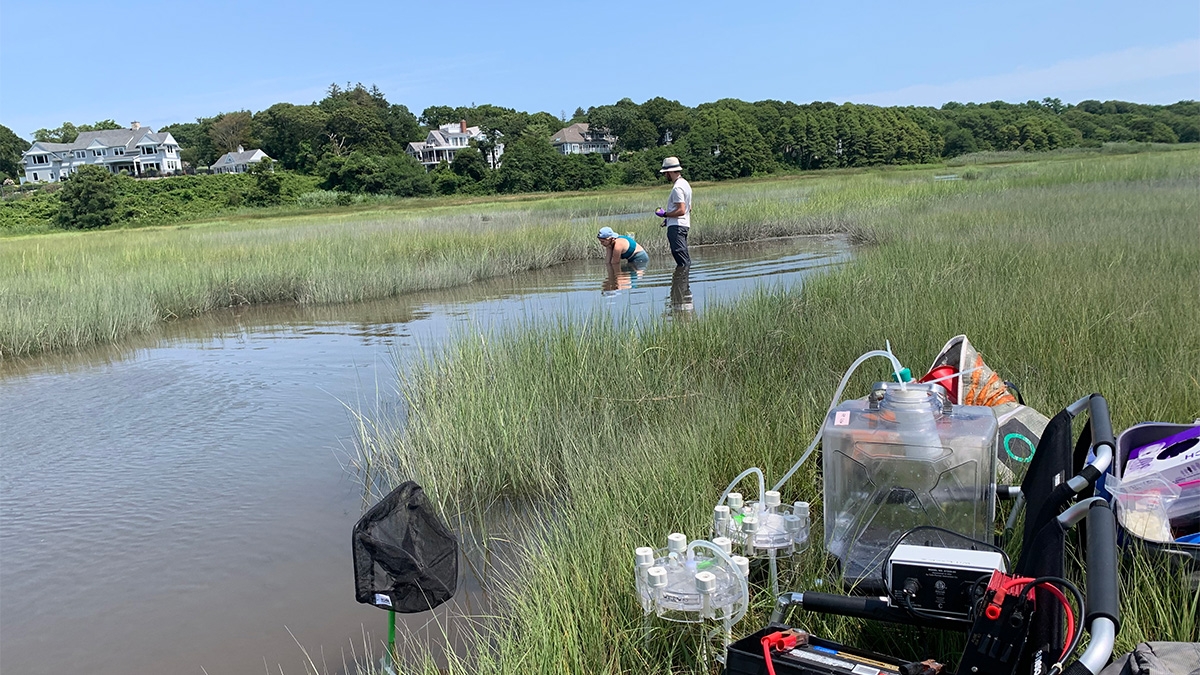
left=3, top=84, right=1197, bottom=198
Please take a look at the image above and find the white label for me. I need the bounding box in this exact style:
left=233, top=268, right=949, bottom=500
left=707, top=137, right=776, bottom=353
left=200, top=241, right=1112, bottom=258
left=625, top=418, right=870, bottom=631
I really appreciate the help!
left=374, top=594, right=392, bottom=607
left=789, top=650, right=854, bottom=670
left=835, top=411, right=851, bottom=426
left=853, top=666, right=882, bottom=675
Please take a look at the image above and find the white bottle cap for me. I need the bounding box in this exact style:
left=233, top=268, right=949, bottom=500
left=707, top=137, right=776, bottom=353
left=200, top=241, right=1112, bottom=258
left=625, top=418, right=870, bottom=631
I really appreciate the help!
left=794, top=501, right=810, bottom=517
left=695, top=571, right=717, bottom=594
left=713, top=537, right=732, bottom=554
left=732, top=556, right=750, bottom=577
left=764, top=490, right=781, bottom=508
left=635, top=546, right=655, bottom=567
left=727, top=493, right=743, bottom=511
left=741, top=516, right=758, bottom=534
left=667, top=532, right=688, bottom=554
left=713, top=505, right=730, bottom=522
left=648, top=566, right=668, bottom=588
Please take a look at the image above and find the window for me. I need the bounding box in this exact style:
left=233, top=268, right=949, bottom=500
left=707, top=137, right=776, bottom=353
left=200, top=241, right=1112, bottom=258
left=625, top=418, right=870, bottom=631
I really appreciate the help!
left=141, top=145, right=156, bottom=155
left=75, top=150, right=86, bottom=159
left=113, top=147, right=125, bottom=156
left=32, top=172, right=38, bottom=181
left=92, top=149, right=105, bottom=157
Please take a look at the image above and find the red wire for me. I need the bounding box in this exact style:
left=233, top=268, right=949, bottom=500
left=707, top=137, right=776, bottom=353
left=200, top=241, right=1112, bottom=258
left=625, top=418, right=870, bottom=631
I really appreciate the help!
left=762, top=637, right=777, bottom=675
left=996, top=578, right=1076, bottom=662
left=1036, top=582, right=1075, bottom=662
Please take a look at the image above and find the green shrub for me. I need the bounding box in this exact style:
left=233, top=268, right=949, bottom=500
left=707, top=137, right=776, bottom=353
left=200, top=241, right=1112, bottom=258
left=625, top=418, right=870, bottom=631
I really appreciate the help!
left=56, top=165, right=122, bottom=229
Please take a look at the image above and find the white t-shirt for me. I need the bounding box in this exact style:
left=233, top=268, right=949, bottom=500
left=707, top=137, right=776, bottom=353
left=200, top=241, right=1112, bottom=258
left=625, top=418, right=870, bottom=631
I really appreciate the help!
left=666, top=177, right=692, bottom=228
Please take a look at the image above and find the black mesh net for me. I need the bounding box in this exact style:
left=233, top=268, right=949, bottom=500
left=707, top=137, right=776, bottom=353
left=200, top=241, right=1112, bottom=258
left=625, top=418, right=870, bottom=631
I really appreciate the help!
left=353, top=481, right=458, bottom=613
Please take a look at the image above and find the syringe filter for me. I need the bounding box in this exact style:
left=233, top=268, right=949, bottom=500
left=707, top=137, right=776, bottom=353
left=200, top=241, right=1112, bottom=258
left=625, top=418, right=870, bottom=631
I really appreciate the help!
left=732, top=556, right=750, bottom=578
left=695, top=571, right=717, bottom=595
left=648, top=566, right=668, bottom=588
left=667, top=532, right=688, bottom=554
left=635, top=546, right=655, bottom=567
left=764, top=490, right=781, bottom=509
left=727, top=492, right=744, bottom=511
left=713, top=536, right=733, bottom=554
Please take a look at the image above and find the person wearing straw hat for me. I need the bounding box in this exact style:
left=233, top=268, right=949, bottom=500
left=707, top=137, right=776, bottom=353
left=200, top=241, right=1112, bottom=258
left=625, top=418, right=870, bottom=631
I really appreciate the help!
left=654, top=156, right=692, bottom=267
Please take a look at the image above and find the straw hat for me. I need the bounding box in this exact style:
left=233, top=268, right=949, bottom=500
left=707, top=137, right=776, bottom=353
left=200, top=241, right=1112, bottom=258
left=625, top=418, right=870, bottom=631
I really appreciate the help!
left=659, top=157, right=683, bottom=173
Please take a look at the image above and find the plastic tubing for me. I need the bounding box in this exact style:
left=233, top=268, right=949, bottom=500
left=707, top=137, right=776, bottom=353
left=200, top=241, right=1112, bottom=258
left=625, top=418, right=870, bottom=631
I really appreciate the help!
left=771, top=349, right=905, bottom=493
left=688, top=539, right=750, bottom=625
left=717, top=467, right=765, bottom=511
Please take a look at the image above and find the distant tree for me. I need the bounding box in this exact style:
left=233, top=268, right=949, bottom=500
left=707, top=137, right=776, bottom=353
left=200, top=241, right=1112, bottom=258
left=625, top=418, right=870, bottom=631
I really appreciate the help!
left=56, top=165, right=122, bottom=229
left=620, top=118, right=659, bottom=151
left=247, top=159, right=283, bottom=205
left=209, top=111, right=255, bottom=153
left=321, top=151, right=432, bottom=197
left=496, top=134, right=561, bottom=193
left=679, top=107, right=774, bottom=180
left=450, top=145, right=489, bottom=182
left=252, top=103, right=328, bottom=172
left=33, top=120, right=122, bottom=144
left=0, top=124, right=27, bottom=180
left=943, top=128, right=979, bottom=156
left=161, top=117, right=219, bottom=168
left=420, top=105, right=461, bottom=127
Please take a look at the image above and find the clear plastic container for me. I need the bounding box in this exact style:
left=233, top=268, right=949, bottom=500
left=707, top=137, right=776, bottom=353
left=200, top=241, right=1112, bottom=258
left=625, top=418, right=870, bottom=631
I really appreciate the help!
left=822, top=383, right=998, bottom=589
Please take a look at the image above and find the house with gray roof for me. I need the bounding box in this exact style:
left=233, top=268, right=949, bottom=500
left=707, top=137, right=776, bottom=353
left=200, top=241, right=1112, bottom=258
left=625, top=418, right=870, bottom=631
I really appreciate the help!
left=550, top=123, right=617, bottom=160
left=19, top=122, right=182, bottom=184
left=406, top=120, right=503, bottom=170
left=209, top=146, right=271, bottom=174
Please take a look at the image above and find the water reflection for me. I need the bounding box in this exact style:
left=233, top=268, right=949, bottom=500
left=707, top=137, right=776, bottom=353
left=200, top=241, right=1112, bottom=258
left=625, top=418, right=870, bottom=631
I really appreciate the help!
left=601, top=261, right=648, bottom=294
left=0, top=234, right=850, bottom=675
left=668, top=266, right=694, bottom=316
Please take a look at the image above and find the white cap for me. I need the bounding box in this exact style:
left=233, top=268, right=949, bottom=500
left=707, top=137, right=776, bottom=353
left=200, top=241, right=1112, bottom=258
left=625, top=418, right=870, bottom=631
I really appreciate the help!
left=794, top=501, right=809, bottom=517
left=695, top=571, right=717, bottom=594
left=648, top=566, right=668, bottom=588
left=741, top=516, right=758, bottom=534
left=668, top=533, right=688, bottom=554
left=765, top=490, right=781, bottom=508
left=713, top=505, right=730, bottom=521
left=727, top=493, right=743, bottom=511
left=713, top=537, right=732, bottom=554
left=732, top=556, right=751, bottom=577
left=784, top=514, right=802, bottom=534
left=635, top=546, right=655, bottom=567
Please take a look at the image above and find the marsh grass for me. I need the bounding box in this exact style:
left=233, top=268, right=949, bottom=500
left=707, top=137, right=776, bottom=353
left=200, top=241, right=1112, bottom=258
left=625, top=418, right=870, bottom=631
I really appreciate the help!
left=8, top=150, right=1196, bottom=360
left=350, top=150, right=1200, bottom=673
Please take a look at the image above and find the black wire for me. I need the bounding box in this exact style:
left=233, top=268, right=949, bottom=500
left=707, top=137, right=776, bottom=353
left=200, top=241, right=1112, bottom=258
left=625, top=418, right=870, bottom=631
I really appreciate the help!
left=1016, top=576, right=1087, bottom=673
left=899, top=591, right=949, bottom=622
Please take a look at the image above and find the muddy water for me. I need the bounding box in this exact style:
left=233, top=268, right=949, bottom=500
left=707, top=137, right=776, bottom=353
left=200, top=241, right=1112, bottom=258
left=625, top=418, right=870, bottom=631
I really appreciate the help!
left=0, top=236, right=848, bottom=675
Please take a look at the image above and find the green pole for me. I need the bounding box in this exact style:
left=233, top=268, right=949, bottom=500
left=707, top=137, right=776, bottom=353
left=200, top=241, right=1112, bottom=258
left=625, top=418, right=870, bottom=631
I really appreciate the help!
left=388, top=611, right=396, bottom=666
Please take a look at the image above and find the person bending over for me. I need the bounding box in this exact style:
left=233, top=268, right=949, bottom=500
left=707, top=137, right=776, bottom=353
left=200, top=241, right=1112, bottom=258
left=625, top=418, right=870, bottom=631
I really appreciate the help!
left=597, top=226, right=649, bottom=267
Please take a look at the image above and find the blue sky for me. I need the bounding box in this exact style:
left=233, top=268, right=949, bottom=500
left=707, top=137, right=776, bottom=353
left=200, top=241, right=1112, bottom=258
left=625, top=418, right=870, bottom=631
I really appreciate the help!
left=1, top=0, right=1197, bottom=139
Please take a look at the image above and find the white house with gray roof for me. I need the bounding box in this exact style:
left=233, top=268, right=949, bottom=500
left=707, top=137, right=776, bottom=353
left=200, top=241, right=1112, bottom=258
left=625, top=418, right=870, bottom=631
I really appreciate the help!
left=210, top=146, right=271, bottom=174
left=550, top=123, right=616, bottom=160
left=406, top=120, right=503, bottom=170
left=19, top=122, right=182, bottom=184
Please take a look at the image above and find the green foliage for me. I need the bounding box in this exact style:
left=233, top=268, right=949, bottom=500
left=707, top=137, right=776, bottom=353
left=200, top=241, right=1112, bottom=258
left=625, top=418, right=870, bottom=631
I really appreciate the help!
left=320, top=151, right=432, bottom=196
left=0, top=124, right=27, bottom=180
left=247, top=159, right=283, bottom=205
left=450, top=145, right=489, bottom=182
left=208, top=111, right=255, bottom=154
left=253, top=103, right=329, bottom=171
left=679, top=107, right=775, bottom=180
left=32, top=119, right=122, bottom=144
left=56, top=165, right=122, bottom=229
left=160, top=117, right=219, bottom=168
